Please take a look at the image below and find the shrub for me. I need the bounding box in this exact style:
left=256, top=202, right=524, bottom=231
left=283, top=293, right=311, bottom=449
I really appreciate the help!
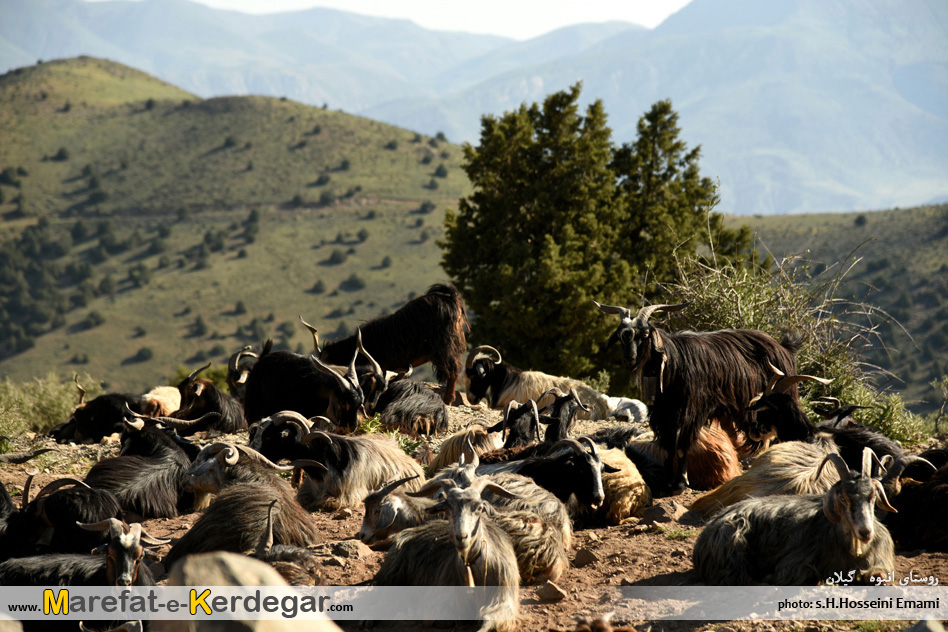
left=0, top=371, right=103, bottom=435
left=145, top=98, right=156, bottom=110
left=86, top=310, right=105, bottom=328
left=385, top=140, right=398, bottom=150
left=53, top=147, right=70, bottom=161
left=133, top=347, right=154, bottom=362
left=341, top=274, right=366, bottom=291
left=315, top=174, right=331, bottom=186
left=419, top=201, right=436, bottom=214
left=357, top=228, right=369, bottom=243
left=224, top=136, right=237, bottom=148
left=326, top=249, right=347, bottom=265
left=381, top=255, right=392, bottom=268
left=311, top=280, right=326, bottom=294
left=434, top=163, right=448, bottom=178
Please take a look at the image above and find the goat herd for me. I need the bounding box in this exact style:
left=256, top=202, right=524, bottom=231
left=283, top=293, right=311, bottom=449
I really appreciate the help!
left=1, top=284, right=946, bottom=632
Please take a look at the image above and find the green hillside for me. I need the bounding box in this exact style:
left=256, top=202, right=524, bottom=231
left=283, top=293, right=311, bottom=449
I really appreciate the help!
left=733, top=203, right=948, bottom=414
left=0, top=57, right=468, bottom=392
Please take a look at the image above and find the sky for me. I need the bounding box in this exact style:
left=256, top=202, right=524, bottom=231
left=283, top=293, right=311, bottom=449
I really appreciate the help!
left=88, top=0, right=694, bottom=40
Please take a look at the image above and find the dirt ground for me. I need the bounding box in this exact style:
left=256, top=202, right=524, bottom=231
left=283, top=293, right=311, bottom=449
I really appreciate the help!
left=2, top=402, right=947, bottom=632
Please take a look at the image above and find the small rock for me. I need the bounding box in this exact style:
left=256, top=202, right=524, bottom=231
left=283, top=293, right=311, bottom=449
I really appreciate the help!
left=535, top=581, right=567, bottom=602
left=671, top=549, right=687, bottom=559
left=332, top=541, right=367, bottom=559
left=25, top=432, right=36, bottom=441
left=586, top=532, right=600, bottom=542
left=333, top=508, right=353, bottom=520
left=572, top=548, right=599, bottom=568
left=639, top=501, right=688, bottom=525
left=322, top=556, right=347, bottom=567
left=629, top=524, right=651, bottom=535
left=619, top=577, right=635, bottom=586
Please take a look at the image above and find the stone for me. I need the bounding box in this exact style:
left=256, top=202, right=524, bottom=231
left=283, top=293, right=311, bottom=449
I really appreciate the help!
left=322, top=556, right=347, bottom=567
left=572, top=548, right=599, bottom=568
left=535, top=580, right=567, bottom=602
left=333, top=508, right=353, bottom=520
left=639, top=501, right=688, bottom=525
left=331, top=540, right=368, bottom=559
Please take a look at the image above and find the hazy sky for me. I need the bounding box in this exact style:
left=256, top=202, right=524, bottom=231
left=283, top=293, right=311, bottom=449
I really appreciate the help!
left=94, top=0, right=694, bottom=40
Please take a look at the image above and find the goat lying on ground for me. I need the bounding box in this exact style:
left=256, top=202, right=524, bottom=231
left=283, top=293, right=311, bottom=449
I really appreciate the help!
left=692, top=448, right=896, bottom=585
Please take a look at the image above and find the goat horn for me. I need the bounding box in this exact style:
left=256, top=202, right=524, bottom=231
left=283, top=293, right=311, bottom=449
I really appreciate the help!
left=407, top=478, right=455, bottom=498
left=311, top=352, right=353, bottom=394
left=299, top=315, right=321, bottom=354
left=465, top=345, right=502, bottom=369
left=569, top=387, right=590, bottom=412
left=33, top=477, right=92, bottom=501
left=287, top=459, right=329, bottom=472
left=579, top=436, right=600, bottom=458
left=150, top=411, right=222, bottom=429
left=21, top=471, right=38, bottom=511
left=635, top=302, right=691, bottom=322
left=302, top=431, right=334, bottom=445
left=592, top=300, right=632, bottom=321
left=861, top=446, right=879, bottom=478
left=376, top=475, right=420, bottom=498
left=136, top=523, right=170, bottom=546
left=76, top=517, right=126, bottom=539
left=529, top=399, right=540, bottom=443
left=773, top=374, right=833, bottom=394
left=194, top=442, right=239, bottom=466
left=0, top=447, right=56, bottom=464
left=254, top=499, right=279, bottom=558
left=235, top=444, right=296, bottom=471
left=816, top=452, right=852, bottom=482
left=267, top=410, right=314, bottom=433
left=355, top=328, right=385, bottom=383
left=186, top=361, right=212, bottom=381
left=880, top=455, right=936, bottom=497
left=459, top=436, right=479, bottom=468
left=478, top=480, right=518, bottom=499
left=549, top=438, right=584, bottom=454
left=74, top=373, right=87, bottom=405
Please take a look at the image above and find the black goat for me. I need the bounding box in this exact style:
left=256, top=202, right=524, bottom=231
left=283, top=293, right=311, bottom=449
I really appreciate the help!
left=0, top=518, right=164, bottom=587
left=243, top=337, right=370, bottom=429
left=879, top=456, right=945, bottom=551
left=595, top=300, right=807, bottom=492
left=374, top=379, right=449, bottom=436
left=227, top=344, right=259, bottom=402
left=172, top=362, right=247, bottom=435
left=316, top=284, right=468, bottom=404
left=49, top=376, right=145, bottom=444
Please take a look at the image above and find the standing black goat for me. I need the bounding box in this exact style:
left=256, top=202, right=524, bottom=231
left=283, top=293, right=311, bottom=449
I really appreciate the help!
left=316, top=284, right=468, bottom=404
left=595, top=300, right=805, bottom=492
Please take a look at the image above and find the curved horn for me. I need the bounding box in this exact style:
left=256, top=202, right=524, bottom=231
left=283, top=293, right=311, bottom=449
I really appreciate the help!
left=549, top=438, right=584, bottom=454
left=149, top=411, right=222, bottom=430
left=465, top=345, right=502, bottom=369
left=375, top=475, right=420, bottom=499
left=0, top=448, right=57, bottom=464
left=299, top=315, right=321, bottom=354
left=287, top=459, right=329, bottom=472
left=355, top=328, right=385, bottom=383
left=579, top=436, right=600, bottom=458
left=21, top=471, right=38, bottom=511
left=74, top=373, right=87, bottom=405
left=816, top=452, right=852, bottom=482
left=528, top=399, right=540, bottom=442
left=635, top=302, right=691, bottom=322
left=234, top=444, right=296, bottom=471
left=135, top=523, right=170, bottom=547
left=186, top=361, right=212, bottom=382
left=254, top=499, right=279, bottom=558
left=772, top=373, right=834, bottom=395
left=406, top=478, right=453, bottom=498
left=592, top=300, right=632, bottom=321
left=569, top=387, right=591, bottom=412
left=501, top=401, right=518, bottom=442
left=193, top=442, right=239, bottom=466
left=266, top=410, right=314, bottom=434
left=33, top=477, right=92, bottom=501
left=880, top=455, right=937, bottom=496
left=459, top=436, right=480, bottom=468
left=311, top=353, right=353, bottom=394
left=302, top=431, right=334, bottom=445
left=77, top=517, right=125, bottom=538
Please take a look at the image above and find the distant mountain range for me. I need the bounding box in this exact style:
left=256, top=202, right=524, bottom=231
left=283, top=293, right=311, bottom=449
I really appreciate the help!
left=2, top=0, right=947, bottom=214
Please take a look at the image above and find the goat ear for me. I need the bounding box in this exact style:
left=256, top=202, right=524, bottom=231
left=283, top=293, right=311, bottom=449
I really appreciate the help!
left=193, top=383, right=205, bottom=397
left=822, top=487, right=842, bottom=524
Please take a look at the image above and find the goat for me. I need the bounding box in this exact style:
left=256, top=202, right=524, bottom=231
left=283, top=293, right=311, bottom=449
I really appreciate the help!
left=476, top=438, right=619, bottom=514
left=465, top=345, right=611, bottom=419
left=248, top=410, right=425, bottom=510
left=574, top=447, right=651, bottom=526
left=1, top=477, right=123, bottom=560
left=315, top=284, right=468, bottom=404
left=374, top=477, right=519, bottom=632
left=253, top=499, right=322, bottom=586
left=692, top=448, right=896, bottom=585
left=242, top=338, right=371, bottom=429
left=878, top=456, right=945, bottom=552
left=373, top=378, right=449, bottom=436
left=428, top=420, right=503, bottom=475
left=0, top=518, right=164, bottom=586
left=689, top=438, right=842, bottom=518
left=172, top=362, right=247, bottom=434
left=139, top=385, right=181, bottom=418
left=227, top=344, right=259, bottom=401
left=81, top=412, right=207, bottom=519
left=595, top=300, right=813, bottom=492
left=165, top=443, right=321, bottom=568
left=49, top=375, right=145, bottom=444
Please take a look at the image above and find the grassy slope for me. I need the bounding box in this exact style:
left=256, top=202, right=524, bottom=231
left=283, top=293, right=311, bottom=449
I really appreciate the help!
left=732, top=204, right=948, bottom=413
left=0, top=57, right=467, bottom=392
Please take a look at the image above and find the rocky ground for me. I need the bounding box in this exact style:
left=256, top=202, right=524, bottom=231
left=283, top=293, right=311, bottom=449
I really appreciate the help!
left=1, top=401, right=946, bottom=632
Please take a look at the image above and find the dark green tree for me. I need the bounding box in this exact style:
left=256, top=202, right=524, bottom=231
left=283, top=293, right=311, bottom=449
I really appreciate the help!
left=441, top=84, right=752, bottom=381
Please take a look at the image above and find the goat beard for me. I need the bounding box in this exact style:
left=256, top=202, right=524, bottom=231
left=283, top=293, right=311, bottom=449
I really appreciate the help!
left=852, top=535, right=864, bottom=557
left=464, top=564, right=475, bottom=588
